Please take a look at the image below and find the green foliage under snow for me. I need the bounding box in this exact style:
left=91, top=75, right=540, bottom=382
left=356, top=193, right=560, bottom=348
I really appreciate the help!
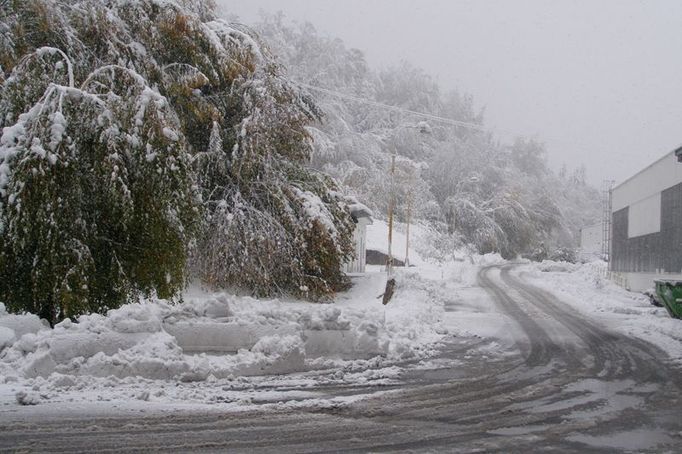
left=0, top=0, right=355, bottom=323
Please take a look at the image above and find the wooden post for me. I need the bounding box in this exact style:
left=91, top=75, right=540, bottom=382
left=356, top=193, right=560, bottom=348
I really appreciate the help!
left=382, top=278, right=396, bottom=305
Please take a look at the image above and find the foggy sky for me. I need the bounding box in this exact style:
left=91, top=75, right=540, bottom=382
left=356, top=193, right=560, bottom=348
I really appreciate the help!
left=217, top=0, right=682, bottom=186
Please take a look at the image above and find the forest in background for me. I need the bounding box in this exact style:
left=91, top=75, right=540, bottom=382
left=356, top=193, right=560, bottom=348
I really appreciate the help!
left=247, top=13, right=602, bottom=260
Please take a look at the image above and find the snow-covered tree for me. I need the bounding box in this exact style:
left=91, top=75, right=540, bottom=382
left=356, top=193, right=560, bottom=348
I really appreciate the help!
left=0, top=59, right=198, bottom=323
left=0, top=0, right=356, bottom=321
left=191, top=46, right=355, bottom=298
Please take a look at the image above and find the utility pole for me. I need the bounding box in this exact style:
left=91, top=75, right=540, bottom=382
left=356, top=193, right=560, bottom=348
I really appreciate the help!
left=387, top=123, right=429, bottom=275
left=404, top=170, right=413, bottom=268
left=601, top=179, right=614, bottom=262
left=386, top=153, right=396, bottom=275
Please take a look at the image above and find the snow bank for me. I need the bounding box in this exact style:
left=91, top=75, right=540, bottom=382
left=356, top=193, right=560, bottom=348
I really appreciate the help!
left=382, top=270, right=450, bottom=357
left=0, top=304, right=46, bottom=339
left=535, top=260, right=579, bottom=273
left=0, top=275, right=441, bottom=385
left=0, top=303, right=47, bottom=353
left=0, top=327, right=15, bottom=350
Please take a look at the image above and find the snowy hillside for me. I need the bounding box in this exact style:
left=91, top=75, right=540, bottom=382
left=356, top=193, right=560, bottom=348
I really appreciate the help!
left=251, top=14, right=603, bottom=259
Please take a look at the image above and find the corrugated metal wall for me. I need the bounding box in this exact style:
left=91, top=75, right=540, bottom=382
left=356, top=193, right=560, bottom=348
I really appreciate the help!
left=611, top=182, right=682, bottom=274
left=661, top=182, right=682, bottom=273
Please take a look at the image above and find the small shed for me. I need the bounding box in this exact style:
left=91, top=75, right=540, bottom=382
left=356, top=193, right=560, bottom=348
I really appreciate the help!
left=579, top=223, right=602, bottom=262
left=344, top=202, right=373, bottom=274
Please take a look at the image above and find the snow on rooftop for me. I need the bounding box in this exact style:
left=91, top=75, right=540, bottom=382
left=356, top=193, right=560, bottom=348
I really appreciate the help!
left=348, top=202, right=373, bottom=220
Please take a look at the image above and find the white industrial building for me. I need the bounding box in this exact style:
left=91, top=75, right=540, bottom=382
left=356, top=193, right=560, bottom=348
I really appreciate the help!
left=609, top=147, right=682, bottom=292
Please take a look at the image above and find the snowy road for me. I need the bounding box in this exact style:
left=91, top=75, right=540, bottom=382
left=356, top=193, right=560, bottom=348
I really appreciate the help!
left=2, top=265, right=681, bottom=452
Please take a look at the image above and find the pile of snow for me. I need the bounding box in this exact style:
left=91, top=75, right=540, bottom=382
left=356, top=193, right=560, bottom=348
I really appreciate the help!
left=535, top=260, right=579, bottom=273
left=0, top=297, right=370, bottom=383
left=522, top=260, right=682, bottom=365
left=0, top=303, right=47, bottom=351
left=0, top=262, right=456, bottom=387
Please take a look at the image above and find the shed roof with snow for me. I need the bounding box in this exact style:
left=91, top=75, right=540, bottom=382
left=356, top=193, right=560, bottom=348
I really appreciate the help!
left=348, top=202, right=373, bottom=223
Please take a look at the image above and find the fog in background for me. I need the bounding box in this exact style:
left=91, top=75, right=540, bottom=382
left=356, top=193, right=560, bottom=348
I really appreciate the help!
left=217, top=0, right=682, bottom=186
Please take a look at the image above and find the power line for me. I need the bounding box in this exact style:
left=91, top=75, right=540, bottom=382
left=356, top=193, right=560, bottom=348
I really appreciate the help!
left=296, top=81, right=668, bottom=184
left=296, top=82, right=489, bottom=132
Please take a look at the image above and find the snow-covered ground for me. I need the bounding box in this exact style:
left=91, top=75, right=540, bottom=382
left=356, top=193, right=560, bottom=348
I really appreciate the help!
left=1, top=221, right=680, bottom=415
left=0, top=220, right=490, bottom=412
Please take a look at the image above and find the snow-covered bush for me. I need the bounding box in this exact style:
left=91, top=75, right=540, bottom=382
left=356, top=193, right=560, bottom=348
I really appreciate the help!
left=548, top=247, right=578, bottom=264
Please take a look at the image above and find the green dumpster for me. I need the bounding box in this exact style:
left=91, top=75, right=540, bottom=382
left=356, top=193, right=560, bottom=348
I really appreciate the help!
left=654, top=280, right=682, bottom=319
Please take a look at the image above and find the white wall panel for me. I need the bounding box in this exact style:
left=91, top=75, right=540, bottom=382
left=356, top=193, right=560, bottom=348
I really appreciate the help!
left=612, top=151, right=682, bottom=211
left=579, top=224, right=602, bottom=254
left=627, top=192, right=661, bottom=238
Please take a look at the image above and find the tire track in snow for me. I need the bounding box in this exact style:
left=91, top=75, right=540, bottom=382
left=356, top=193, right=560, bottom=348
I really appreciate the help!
left=2, top=265, right=681, bottom=452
